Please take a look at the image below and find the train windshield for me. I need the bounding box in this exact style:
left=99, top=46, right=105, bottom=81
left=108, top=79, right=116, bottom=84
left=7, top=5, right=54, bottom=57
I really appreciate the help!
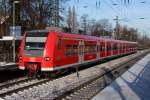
left=24, top=31, right=48, bottom=50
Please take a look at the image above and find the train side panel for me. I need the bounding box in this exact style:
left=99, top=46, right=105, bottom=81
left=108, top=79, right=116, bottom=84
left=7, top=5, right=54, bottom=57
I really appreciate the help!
left=53, top=37, right=79, bottom=68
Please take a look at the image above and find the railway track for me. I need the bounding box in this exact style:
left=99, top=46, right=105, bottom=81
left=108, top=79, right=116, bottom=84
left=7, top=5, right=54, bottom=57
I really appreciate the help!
left=0, top=78, right=51, bottom=98
left=0, top=77, right=29, bottom=89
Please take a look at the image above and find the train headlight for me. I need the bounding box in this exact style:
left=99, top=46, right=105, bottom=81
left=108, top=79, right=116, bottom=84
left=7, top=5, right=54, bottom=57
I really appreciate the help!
left=19, top=56, right=22, bottom=60
left=44, top=57, right=50, bottom=61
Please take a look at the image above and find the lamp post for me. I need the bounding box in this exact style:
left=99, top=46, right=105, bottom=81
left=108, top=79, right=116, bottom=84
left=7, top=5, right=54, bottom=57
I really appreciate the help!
left=12, top=0, right=19, bottom=62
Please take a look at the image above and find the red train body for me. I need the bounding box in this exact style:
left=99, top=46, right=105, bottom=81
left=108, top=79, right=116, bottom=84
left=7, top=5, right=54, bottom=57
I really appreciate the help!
left=18, top=30, right=137, bottom=73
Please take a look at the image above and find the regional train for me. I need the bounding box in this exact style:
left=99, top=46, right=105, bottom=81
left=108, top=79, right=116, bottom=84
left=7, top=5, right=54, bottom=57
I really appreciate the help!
left=18, top=30, right=137, bottom=76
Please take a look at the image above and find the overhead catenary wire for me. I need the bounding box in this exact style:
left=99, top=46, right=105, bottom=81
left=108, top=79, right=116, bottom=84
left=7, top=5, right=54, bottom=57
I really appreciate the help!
left=103, top=0, right=122, bottom=16
left=73, top=0, right=129, bottom=23
left=108, top=0, right=128, bottom=22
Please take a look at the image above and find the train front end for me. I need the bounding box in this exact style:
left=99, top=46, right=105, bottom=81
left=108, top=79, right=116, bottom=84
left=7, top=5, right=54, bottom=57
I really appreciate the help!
left=18, top=31, right=55, bottom=75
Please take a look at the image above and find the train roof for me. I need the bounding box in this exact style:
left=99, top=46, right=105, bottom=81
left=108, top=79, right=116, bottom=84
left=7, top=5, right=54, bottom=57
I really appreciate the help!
left=24, top=30, right=137, bottom=44
left=56, top=32, right=137, bottom=44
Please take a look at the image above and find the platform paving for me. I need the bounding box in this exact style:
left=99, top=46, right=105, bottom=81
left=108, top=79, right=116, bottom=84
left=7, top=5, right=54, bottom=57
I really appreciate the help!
left=92, top=53, right=150, bottom=100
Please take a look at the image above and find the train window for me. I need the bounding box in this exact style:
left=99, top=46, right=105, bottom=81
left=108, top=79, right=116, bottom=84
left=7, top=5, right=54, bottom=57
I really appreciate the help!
left=115, top=43, right=117, bottom=50
left=93, top=45, right=96, bottom=52
left=26, top=31, right=48, bottom=37
left=123, top=44, right=125, bottom=49
left=112, top=43, right=114, bottom=50
left=100, top=44, right=105, bottom=52
left=110, top=43, right=112, bottom=50
left=107, top=45, right=110, bottom=51
left=116, top=43, right=118, bottom=50
left=91, top=45, right=96, bottom=53
left=73, top=45, right=78, bottom=55
left=100, top=46, right=102, bottom=51
left=89, top=45, right=93, bottom=53
left=66, top=45, right=72, bottom=56
left=119, top=44, right=122, bottom=50
left=112, top=43, right=117, bottom=50
left=116, top=44, right=118, bottom=50
left=85, top=45, right=88, bottom=53
left=102, top=45, right=105, bottom=51
left=110, top=45, right=112, bottom=50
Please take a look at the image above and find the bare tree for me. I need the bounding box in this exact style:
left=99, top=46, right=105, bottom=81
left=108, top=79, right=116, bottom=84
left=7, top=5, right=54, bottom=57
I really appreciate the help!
left=66, top=6, right=78, bottom=33
left=67, top=6, right=72, bottom=29
left=119, top=25, right=138, bottom=41
left=20, top=0, right=52, bottom=29
left=0, top=0, right=11, bottom=36
left=20, top=0, right=70, bottom=31
left=91, top=19, right=112, bottom=37
left=138, top=34, right=150, bottom=49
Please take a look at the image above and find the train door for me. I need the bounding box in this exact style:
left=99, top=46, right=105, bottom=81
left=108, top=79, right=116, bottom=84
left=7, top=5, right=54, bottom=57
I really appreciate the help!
left=105, top=40, right=107, bottom=57
left=117, top=42, right=120, bottom=54
left=78, top=41, right=84, bottom=64
left=96, top=42, right=100, bottom=59
left=111, top=41, right=113, bottom=56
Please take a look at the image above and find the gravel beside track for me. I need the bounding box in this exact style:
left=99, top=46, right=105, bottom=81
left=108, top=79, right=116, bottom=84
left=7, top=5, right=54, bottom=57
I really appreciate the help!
left=0, top=78, right=49, bottom=98
left=0, top=50, right=149, bottom=100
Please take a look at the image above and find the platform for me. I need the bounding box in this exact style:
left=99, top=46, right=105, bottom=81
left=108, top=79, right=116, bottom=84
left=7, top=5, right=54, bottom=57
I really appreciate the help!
left=0, top=62, right=18, bottom=70
left=92, top=53, right=150, bottom=100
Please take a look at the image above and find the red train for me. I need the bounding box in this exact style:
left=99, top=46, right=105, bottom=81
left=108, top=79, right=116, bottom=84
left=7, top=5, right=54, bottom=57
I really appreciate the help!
left=18, top=30, right=137, bottom=75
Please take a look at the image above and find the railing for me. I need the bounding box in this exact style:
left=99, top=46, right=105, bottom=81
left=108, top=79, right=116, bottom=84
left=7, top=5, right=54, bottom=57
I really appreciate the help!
left=0, top=54, right=13, bottom=63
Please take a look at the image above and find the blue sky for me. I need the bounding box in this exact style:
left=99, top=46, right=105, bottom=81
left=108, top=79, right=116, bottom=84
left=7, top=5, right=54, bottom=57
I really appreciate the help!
left=66, top=0, right=150, bottom=37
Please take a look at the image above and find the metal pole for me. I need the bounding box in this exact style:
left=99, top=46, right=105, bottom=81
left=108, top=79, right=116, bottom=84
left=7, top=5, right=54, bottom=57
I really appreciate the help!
left=113, top=16, right=119, bottom=40
left=76, top=66, right=79, bottom=78
left=116, top=16, right=119, bottom=39
left=12, top=1, right=16, bottom=62
left=12, top=1, right=19, bottom=62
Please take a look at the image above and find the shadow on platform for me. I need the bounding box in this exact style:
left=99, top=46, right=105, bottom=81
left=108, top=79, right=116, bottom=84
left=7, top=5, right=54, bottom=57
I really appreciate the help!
left=119, top=61, right=150, bottom=99
left=92, top=54, right=150, bottom=100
